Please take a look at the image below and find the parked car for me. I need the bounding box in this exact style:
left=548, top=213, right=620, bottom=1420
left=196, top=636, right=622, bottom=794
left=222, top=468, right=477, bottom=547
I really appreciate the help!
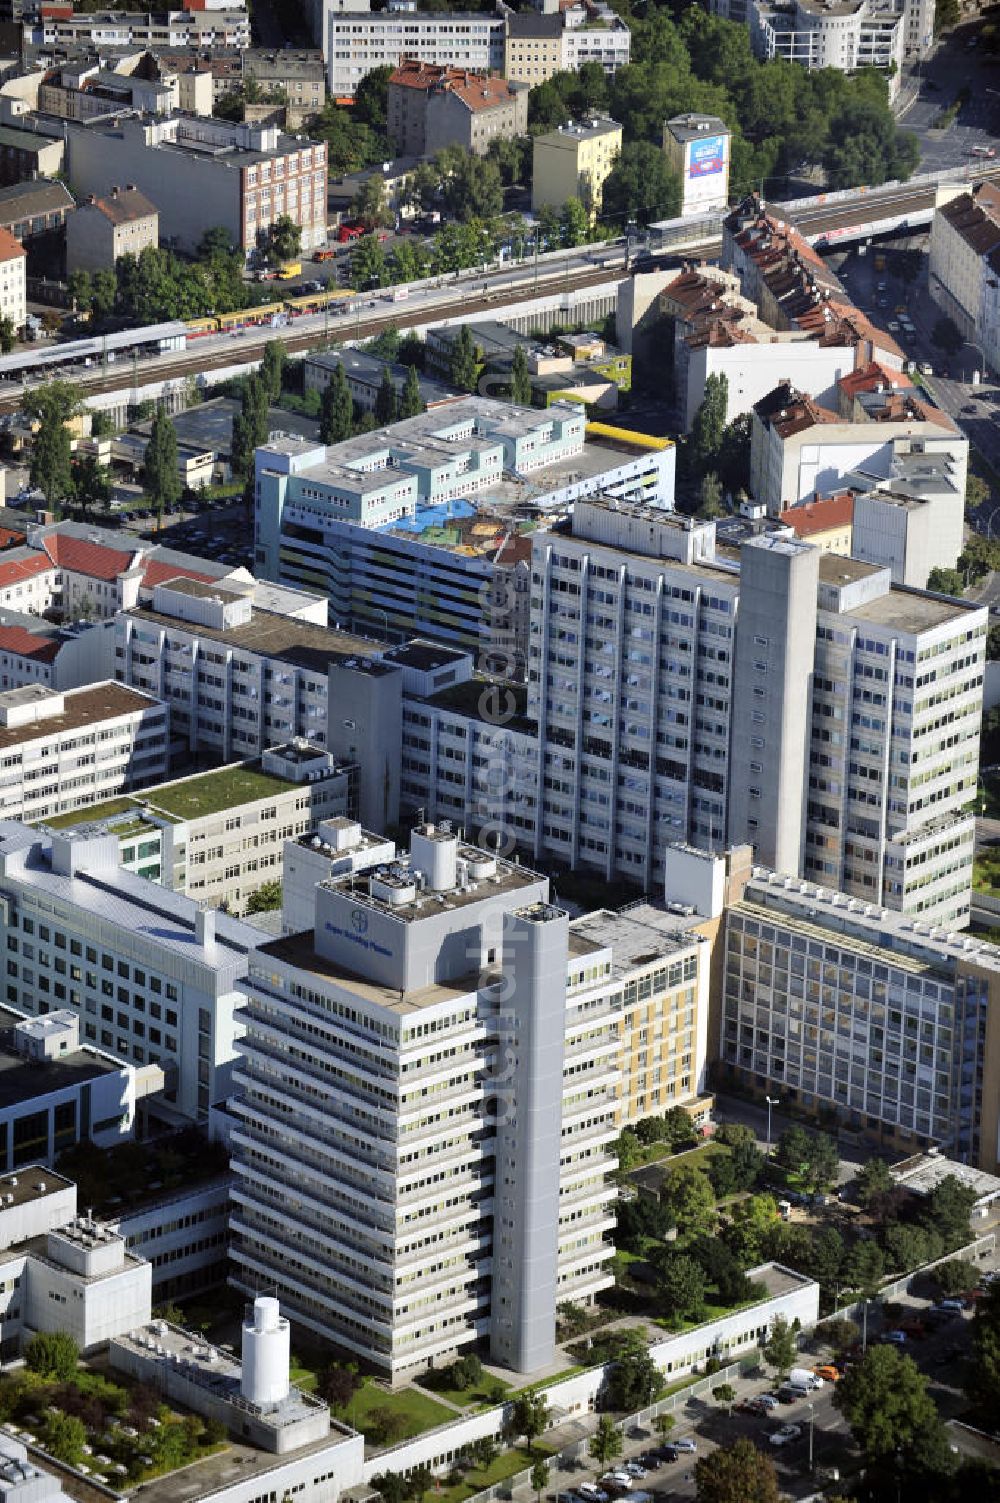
left=937, top=1298, right=967, bottom=1313
left=880, top=1330, right=907, bottom=1345
left=812, top=1365, right=841, bottom=1382
left=736, top=1398, right=769, bottom=1416
left=623, top=1464, right=646, bottom=1478
left=655, top=1447, right=678, bottom=1463
left=672, top=1438, right=697, bottom=1454
left=770, top=1425, right=803, bottom=1448
left=758, top=1394, right=780, bottom=1410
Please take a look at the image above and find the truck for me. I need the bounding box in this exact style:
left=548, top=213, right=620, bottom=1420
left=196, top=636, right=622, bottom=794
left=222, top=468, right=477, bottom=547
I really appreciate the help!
left=277, top=262, right=302, bottom=281
left=313, top=247, right=337, bottom=261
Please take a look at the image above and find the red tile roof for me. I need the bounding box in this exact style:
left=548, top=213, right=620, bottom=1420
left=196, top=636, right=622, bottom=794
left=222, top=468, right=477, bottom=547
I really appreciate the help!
left=140, top=559, right=216, bottom=591
left=0, top=552, right=55, bottom=589
left=779, top=493, right=854, bottom=538
left=0, top=526, right=25, bottom=551
left=42, top=534, right=134, bottom=580
left=838, top=361, right=912, bottom=399
left=389, top=60, right=517, bottom=110
left=0, top=625, right=59, bottom=662
left=0, top=226, right=26, bottom=265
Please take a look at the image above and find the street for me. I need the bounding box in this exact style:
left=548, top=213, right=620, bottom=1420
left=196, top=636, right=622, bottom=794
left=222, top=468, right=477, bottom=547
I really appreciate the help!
left=898, top=22, right=1000, bottom=173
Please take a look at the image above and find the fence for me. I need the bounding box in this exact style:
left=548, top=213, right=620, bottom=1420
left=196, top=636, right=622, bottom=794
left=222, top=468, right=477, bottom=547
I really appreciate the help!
left=456, top=1360, right=752, bottom=1503
left=824, top=1231, right=997, bottom=1325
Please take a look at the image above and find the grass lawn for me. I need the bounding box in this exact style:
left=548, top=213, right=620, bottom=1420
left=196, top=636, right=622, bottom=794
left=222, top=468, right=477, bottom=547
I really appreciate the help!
left=974, top=853, right=1000, bottom=895
left=347, top=1383, right=455, bottom=1444
left=40, top=795, right=141, bottom=830
left=149, top=765, right=298, bottom=820
left=422, top=1374, right=512, bottom=1408
left=430, top=1445, right=553, bottom=1503
left=628, top=1140, right=727, bottom=1174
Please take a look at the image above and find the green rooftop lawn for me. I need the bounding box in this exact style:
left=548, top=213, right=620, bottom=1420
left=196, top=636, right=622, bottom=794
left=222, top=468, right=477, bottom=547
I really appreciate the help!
left=142, top=765, right=298, bottom=821
left=429, top=1444, right=553, bottom=1503
left=344, top=1382, right=455, bottom=1444
left=39, top=796, right=142, bottom=830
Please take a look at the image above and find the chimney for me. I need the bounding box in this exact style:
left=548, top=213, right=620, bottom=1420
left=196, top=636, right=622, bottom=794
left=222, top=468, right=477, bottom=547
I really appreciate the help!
left=195, top=908, right=216, bottom=947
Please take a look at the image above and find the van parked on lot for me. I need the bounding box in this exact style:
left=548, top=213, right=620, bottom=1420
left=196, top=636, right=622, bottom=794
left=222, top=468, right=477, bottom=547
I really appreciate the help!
left=789, top=1368, right=823, bottom=1391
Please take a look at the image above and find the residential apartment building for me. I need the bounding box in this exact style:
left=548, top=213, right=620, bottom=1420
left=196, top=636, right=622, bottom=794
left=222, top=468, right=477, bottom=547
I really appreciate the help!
left=229, top=824, right=622, bottom=1382
left=386, top=62, right=528, bottom=157
left=532, top=116, right=622, bottom=223
left=0, top=226, right=25, bottom=332
left=62, top=114, right=327, bottom=257
left=749, top=0, right=907, bottom=90
left=243, top=49, right=325, bottom=128
left=253, top=399, right=674, bottom=665
left=26, top=8, right=250, bottom=51
left=0, top=681, right=167, bottom=825
left=66, top=184, right=158, bottom=273
left=0, top=124, right=63, bottom=186
left=0, top=820, right=261, bottom=1122
left=503, top=12, right=562, bottom=83
left=0, top=612, right=112, bottom=694
left=662, top=114, right=731, bottom=219
left=558, top=2, right=631, bottom=73
left=401, top=501, right=986, bottom=928
left=777, top=493, right=854, bottom=555
left=928, top=182, right=1000, bottom=345
left=322, top=9, right=507, bottom=100
left=720, top=866, right=1000, bottom=1169
left=41, top=745, right=357, bottom=916
left=0, top=179, right=74, bottom=245
left=37, top=61, right=177, bottom=119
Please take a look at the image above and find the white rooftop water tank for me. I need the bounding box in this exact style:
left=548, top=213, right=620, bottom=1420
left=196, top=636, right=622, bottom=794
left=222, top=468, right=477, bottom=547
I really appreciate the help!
left=241, top=1296, right=290, bottom=1407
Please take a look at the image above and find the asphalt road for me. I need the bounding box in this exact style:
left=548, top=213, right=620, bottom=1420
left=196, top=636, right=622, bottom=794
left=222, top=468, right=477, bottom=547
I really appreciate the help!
left=898, top=21, right=1000, bottom=172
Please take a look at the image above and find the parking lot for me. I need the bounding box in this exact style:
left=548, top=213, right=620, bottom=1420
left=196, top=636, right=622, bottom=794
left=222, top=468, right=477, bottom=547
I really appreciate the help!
left=528, top=1250, right=1000, bottom=1503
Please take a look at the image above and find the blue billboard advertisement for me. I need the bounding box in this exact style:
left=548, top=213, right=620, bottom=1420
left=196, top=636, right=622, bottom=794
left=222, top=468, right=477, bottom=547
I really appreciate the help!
left=688, top=134, right=726, bottom=179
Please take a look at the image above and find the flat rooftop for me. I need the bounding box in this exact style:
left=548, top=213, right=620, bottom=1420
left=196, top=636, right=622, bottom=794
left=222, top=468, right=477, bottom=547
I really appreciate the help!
left=252, top=930, right=493, bottom=1016
left=890, top=1151, right=1000, bottom=1203
left=127, top=603, right=387, bottom=673
left=0, top=1008, right=121, bottom=1107
left=0, top=1164, right=73, bottom=1213
left=569, top=904, right=700, bottom=979
left=325, top=843, right=545, bottom=926
left=0, top=681, right=159, bottom=752
left=382, top=640, right=470, bottom=672
left=847, top=585, right=983, bottom=632
left=426, top=677, right=533, bottom=731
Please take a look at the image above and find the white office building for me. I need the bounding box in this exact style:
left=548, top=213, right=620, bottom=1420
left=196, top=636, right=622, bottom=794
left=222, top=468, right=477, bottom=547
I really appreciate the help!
left=749, top=0, right=909, bottom=88
left=0, top=822, right=261, bottom=1123
left=322, top=7, right=507, bottom=97
left=229, top=824, right=619, bottom=1383
left=0, top=681, right=168, bottom=825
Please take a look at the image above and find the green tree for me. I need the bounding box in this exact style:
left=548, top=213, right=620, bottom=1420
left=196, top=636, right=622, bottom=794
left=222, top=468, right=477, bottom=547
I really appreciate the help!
left=857, top=1157, right=894, bottom=1211
left=352, top=233, right=387, bottom=290
left=26, top=380, right=79, bottom=509
left=653, top=1250, right=707, bottom=1322
left=231, top=374, right=269, bottom=477
left=966, top=1282, right=1000, bottom=1421
left=511, top=343, right=532, bottom=407
left=843, top=1238, right=885, bottom=1300
left=711, top=1383, right=736, bottom=1416
left=694, top=1438, right=780, bottom=1503
left=688, top=374, right=729, bottom=479
left=399, top=363, right=423, bottom=420
left=602, top=141, right=681, bottom=227
left=40, top=1411, right=86, bottom=1466
left=450, top=324, right=479, bottom=394
left=374, top=367, right=398, bottom=426
left=615, top=1127, right=641, bottom=1175
left=659, top=1165, right=717, bottom=1242
left=354, top=64, right=393, bottom=130
left=927, top=566, right=964, bottom=596
left=320, top=363, right=354, bottom=444
left=91, top=268, right=117, bottom=319
left=696, top=471, right=724, bottom=519
left=144, top=407, right=181, bottom=530
left=352, top=175, right=391, bottom=231
left=72, top=452, right=112, bottom=516
left=934, top=1257, right=979, bottom=1297
left=560, top=197, right=591, bottom=248
left=260, top=339, right=286, bottom=404
left=511, top=1390, right=550, bottom=1453
left=25, top=1331, right=79, bottom=1381
left=245, top=881, right=282, bottom=914
left=802, top=1132, right=839, bottom=1194
left=267, top=214, right=302, bottom=265
left=723, top=1193, right=779, bottom=1266
left=588, top=1414, right=622, bottom=1473
left=921, top=1174, right=978, bottom=1249
left=409, top=1466, right=433, bottom=1503
left=530, top=1458, right=549, bottom=1503
left=67, top=269, right=93, bottom=314
left=815, top=1316, right=859, bottom=1353
left=834, top=1345, right=944, bottom=1466
left=935, top=0, right=959, bottom=31
left=763, top=1314, right=797, bottom=1378
left=775, top=1123, right=811, bottom=1175
left=654, top=1413, right=675, bottom=1444
left=0, top=315, right=15, bottom=353
left=437, top=148, right=503, bottom=222
left=318, top=1363, right=361, bottom=1409
left=604, top=1340, right=665, bottom=1412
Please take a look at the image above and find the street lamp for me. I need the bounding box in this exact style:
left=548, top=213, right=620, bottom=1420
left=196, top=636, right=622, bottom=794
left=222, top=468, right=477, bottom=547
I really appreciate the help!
left=807, top=1401, right=815, bottom=1472
left=765, top=1095, right=780, bottom=1157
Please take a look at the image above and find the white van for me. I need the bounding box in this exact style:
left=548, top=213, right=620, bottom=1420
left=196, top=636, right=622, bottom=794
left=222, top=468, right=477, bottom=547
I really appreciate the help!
left=789, top=1368, right=823, bottom=1391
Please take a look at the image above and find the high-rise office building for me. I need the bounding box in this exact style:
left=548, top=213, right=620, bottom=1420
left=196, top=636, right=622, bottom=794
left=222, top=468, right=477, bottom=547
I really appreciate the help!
left=229, top=823, right=712, bottom=1381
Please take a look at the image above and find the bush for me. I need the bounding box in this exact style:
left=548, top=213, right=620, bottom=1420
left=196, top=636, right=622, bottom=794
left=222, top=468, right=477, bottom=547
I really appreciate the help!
left=933, top=1257, right=979, bottom=1296
left=40, top=1411, right=86, bottom=1466
left=25, top=1332, right=79, bottom=1382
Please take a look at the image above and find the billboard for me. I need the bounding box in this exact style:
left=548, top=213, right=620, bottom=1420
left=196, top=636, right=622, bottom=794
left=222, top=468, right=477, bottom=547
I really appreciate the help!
left=688, top=134, right=726, bottom=179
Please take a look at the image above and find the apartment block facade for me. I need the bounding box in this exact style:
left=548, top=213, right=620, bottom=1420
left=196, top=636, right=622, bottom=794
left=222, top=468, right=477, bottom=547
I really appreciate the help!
left=531, top=116, right=622, bottom=222
left=720, top=867, right=1000, bottom=1170
left=0, top=681, right=168, bottom=825
left=399, top=501, right=986, bottom=928
left=323, top=9, right=506, bottom=98
left=749, top=0, right=907, bottom=89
